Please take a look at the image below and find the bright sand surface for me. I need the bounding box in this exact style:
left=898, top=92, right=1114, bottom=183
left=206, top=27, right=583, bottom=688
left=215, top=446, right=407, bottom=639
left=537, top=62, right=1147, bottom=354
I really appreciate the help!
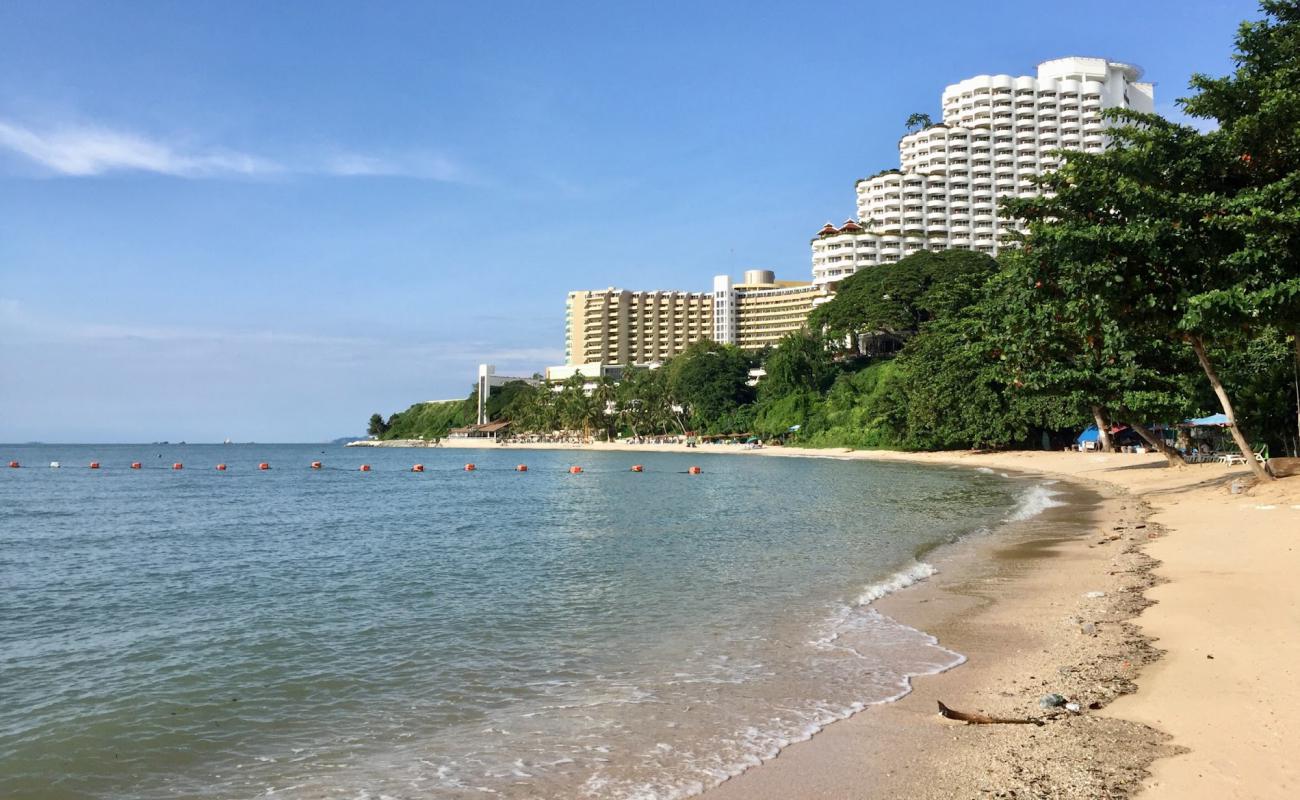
left=357, top=440, right=1300, bottom=798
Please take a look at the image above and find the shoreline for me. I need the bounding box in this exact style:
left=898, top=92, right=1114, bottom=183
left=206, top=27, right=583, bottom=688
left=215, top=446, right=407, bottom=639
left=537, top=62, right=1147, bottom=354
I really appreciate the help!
left=359, top=438, right=1299, bottom=798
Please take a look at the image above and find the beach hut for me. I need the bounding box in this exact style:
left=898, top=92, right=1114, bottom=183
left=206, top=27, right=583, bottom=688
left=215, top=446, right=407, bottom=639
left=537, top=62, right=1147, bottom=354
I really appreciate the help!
left=1176, top=414, right=1234, bottom=460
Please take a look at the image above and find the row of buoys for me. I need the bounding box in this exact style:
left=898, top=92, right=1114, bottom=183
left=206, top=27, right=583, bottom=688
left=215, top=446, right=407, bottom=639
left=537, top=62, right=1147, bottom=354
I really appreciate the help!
left=7, top=460, right=703, bottom=474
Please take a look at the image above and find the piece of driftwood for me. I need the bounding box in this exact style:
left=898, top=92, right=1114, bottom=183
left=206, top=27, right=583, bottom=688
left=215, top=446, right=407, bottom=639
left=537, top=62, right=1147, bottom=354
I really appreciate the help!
left=1268, top=457, right=1300, bottom=478
left=937, top=701, right=1044, bottom=726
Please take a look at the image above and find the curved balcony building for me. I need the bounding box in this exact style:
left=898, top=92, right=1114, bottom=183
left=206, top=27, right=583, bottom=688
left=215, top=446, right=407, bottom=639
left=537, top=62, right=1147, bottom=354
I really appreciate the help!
left=812, top=56, right=1155, bottom=288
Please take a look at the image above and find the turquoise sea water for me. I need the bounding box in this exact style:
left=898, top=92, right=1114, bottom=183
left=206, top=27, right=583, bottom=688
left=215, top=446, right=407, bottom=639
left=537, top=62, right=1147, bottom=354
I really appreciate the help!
left=1, top=444, right=1039, bottom=799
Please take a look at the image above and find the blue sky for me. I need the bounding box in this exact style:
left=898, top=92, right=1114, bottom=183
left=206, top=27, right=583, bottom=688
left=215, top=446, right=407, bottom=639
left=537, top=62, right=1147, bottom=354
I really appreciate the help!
left=0, top=0, right=1257, bottom=442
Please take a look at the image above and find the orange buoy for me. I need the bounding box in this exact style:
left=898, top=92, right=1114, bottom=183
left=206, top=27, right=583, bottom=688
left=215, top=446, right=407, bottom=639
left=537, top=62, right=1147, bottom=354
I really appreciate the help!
left=310, top=461, right=322, bottom=470
left=7, top=461, right=18, bottom=468
left=516, top=464, right=528, bottom=472
left=630, top=465, right=643, bottom=472
left=359, top=464, right=371, bottom=472
left=259, top=462, right=270, bottom=470
left=464, top=463, right=476, bottom=472
left=569, top=466, right=583, bottom=474
left=89, top=462, right=100, bottom=469
left=412, top=464, right=424, bottom=472
left=688, top=466, right=702, bottom=474
left=216, top=464, right=227, bottom=471
left=173, top=463, right=184, bottom=470
left=130, top=462, right=142, bottom=470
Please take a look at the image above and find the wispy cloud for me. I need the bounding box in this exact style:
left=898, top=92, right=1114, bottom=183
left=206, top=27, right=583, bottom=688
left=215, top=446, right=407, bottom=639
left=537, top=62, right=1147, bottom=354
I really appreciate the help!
left=320, top=152, right=473, bottom=182
left=0, top=120, right=279, bottom=177
left=0, top=118, right=474, bottom=182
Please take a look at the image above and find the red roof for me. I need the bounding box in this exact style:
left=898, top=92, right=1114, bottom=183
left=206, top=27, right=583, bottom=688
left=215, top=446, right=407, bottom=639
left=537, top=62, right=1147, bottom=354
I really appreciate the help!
left=839, top=219, right=864, bottom=233
left=817, top=222, right=838, bottom=236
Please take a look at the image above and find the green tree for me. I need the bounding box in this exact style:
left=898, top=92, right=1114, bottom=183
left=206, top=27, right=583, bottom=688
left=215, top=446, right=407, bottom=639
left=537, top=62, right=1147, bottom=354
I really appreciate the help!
left=666, top=340, right=755, bottom=432
left=591, top=377, right=619, bottom=440
left=905, top=112, right=933, bottom=132
left=985, top=251, right=1198, bottom=463
left=759, top=332, right=836, bottom=400
left=1180, top=0, right=1300, bottom=451
left=557, top=375, right=593, bottom=435
left=367, top=413, right=388, bottom=437
left=809, top=249, right=998, bottom=348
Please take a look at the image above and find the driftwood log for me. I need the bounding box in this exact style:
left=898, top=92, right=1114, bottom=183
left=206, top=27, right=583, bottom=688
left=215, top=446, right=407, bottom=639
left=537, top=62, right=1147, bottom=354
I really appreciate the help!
left=1268, top=457, right=1300, bottom=479
left=937, top=701, right=1044, bottom=726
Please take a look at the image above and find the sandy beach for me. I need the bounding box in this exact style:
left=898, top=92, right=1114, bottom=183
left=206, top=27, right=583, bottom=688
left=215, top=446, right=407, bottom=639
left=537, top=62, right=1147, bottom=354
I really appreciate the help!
left=359, top=438, right=1300, bottom=798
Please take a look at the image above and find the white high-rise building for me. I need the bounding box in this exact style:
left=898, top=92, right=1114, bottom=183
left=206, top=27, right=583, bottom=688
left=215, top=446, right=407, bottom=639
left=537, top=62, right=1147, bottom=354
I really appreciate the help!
left=811, top=57, right=1155, bottom=287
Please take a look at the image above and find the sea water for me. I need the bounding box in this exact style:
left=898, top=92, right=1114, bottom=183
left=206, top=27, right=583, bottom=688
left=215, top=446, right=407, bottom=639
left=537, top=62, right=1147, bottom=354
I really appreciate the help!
left=0, top=444, right=1046, bottom=799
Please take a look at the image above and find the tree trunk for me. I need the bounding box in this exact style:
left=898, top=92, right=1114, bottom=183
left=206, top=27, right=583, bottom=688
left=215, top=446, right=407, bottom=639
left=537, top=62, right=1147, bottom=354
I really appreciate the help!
left=1190, top=335, right=1273, bottom=481
left=1293, top=332, right=1299, bottom=457
left=1120, top=414, right=1186, bottom=467
left=1090, top=404, right=1115, bottom=452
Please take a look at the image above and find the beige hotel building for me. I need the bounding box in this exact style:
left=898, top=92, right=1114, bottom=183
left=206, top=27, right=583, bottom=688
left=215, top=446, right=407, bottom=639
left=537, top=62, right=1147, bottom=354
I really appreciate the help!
left=561, top=270, right=827, bottom=368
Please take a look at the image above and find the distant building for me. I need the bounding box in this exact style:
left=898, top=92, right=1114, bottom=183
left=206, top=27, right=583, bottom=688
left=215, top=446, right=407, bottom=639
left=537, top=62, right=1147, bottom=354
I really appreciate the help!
left=543, top=363, right=625, bottom=383
left=476, top=364, right=539, bottom=425
left=563, top=288, right=713, bottom=366
left=713, top=270, right=827, bottom=350
left=811, top=56, right=1156, bottom=288
left=560, top=271, right=823, bottom=368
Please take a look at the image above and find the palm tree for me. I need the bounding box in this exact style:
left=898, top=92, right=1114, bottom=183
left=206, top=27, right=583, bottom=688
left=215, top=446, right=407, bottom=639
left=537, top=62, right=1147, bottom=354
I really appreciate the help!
left=905, top=112, right=932, bottom=132
left=592, top=377, right=619, bottom=440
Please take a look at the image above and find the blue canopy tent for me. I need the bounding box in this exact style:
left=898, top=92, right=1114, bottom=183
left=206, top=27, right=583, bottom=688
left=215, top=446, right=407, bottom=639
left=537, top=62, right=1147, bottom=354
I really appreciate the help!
left=1076, top=425, right=1102, bottom=445
left=1076, top=424, right=1130, bottom=445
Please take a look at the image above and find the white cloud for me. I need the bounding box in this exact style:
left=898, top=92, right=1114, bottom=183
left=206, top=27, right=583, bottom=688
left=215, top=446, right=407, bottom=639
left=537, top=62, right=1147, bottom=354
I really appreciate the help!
left=321, top=152, right=472, bottom=182
left=0, top=118, right=473, bottom=182
left=0, top=120, right=279, bottom=177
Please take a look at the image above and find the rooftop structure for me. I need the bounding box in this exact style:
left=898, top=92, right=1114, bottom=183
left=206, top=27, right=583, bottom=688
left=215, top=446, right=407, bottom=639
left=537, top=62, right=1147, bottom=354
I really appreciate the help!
left=811, top=56, right=1155, bottom=288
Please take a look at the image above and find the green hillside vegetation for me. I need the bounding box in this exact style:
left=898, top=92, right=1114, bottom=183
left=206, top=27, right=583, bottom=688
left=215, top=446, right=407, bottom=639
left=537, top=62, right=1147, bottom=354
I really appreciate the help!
left=367, top=380, right=540, bottom=440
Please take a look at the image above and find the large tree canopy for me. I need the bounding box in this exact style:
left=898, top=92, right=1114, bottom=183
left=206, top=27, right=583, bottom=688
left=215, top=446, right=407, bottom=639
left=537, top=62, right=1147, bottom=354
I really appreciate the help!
left=808, top=249, right=998, bottom=343
left=666, top=340, right=755, bottom=431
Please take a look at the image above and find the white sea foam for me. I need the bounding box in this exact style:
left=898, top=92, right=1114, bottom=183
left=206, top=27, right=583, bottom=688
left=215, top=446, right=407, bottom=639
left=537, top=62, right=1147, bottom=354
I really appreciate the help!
left=855, top=560, right=939, bottom=605
left=1006, top=483, right=1067, bottom=521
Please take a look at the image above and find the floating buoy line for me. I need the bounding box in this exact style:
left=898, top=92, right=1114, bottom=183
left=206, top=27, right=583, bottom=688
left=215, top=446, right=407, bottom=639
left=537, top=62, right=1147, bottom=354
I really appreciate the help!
left=4, top=460, right=704, bottom=475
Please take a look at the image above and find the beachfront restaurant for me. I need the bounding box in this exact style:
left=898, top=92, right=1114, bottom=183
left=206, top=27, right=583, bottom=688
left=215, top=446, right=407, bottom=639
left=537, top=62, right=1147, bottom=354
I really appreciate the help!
left=447, top=421, right=512, bottom=440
